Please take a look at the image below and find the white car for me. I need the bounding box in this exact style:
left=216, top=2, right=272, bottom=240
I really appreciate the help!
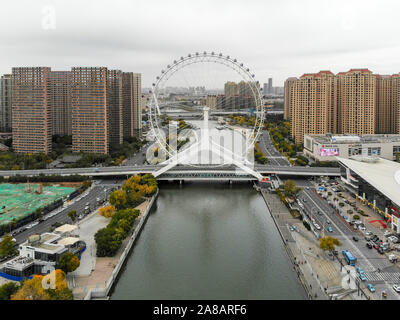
left=314, top=224, right=321, bottom=230
left=358, top=225, right=366, bottom=231
left=393, top=285, right=400, bottom=293
left=384, top=230, right=392, bottom=237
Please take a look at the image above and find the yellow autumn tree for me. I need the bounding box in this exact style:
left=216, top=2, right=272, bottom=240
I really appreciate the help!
left=99, top=205, right=116, bottom=218
left=109, top=189, right=128, bottom=210
left=11, top=269, right=72, bottom=300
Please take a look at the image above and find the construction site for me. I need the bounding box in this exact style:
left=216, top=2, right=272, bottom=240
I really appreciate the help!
left=0, top=183, right=75, bottom=226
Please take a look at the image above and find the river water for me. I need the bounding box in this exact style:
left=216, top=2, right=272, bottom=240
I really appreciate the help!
left=111, top=183, right=306, bottom=300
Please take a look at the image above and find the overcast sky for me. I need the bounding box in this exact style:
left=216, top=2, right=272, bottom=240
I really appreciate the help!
left=0, top=0, right=399, bottom=87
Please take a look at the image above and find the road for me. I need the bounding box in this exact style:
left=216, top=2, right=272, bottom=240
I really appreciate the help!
left=258, top=130, right=290, bottom=166
left=294, top=177, right=400, bottom=300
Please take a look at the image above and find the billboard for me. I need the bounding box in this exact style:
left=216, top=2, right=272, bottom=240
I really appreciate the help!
left=318, top=147, right=339, bottom=157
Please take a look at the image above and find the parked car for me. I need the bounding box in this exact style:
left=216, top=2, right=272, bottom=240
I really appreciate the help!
left=327, top=227, right=333, bottom=233
left=384, top=230, right=392, bottom=237
left=314, top=224, right=321, bottom=230
left=352, top=236, right=359, bottom=242
left=366, top=242, right=373, bottom=249
left=359, top=273, right=367, bottom=281
left=367, top=284, right=376, bottom=292
left=393, top=285, right=400, bottom=293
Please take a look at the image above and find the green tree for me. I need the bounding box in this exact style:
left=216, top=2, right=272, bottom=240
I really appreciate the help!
left=283, top=180, right=302, bottom=197
left=319, top=236, right=341, bottom=252
left=67, top=210, right=77, bottom=222
left=0, top=233, right=17, bottom=258
left=58, top=252, right=80, bottom=273
left=0, top=282, right=20, bottom=300
left=94, top=227, right=122, bottom=257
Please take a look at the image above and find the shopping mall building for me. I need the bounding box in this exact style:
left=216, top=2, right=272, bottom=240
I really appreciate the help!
left=338, top=156, right=400, bottom=232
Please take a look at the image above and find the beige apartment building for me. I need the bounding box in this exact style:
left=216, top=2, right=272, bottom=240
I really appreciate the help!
left=289, top=71, right=337, bottom=143
left=283, top=77, right=296, bottom=120
left=286, top=69, right=400, bottom=144
left=337, top=69, right=376, bottom=136
left=122, top=72, right=142, bottom=138
left=224, top=81, right=238, bottom=98
left=12, top=67, right=52, bottom=154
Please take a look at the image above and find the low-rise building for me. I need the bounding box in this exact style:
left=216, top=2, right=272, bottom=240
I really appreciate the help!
left=303, top=134, right=400, bottom=162
left=0, top=228, right=84, bottom=279
left=338, top=156, right=400, bottom=232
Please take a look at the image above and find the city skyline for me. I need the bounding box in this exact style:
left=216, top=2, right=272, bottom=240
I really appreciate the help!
left=0, top=0, right=400, bottom=87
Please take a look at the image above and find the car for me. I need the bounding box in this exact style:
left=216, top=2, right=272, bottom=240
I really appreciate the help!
left=365, top=231, right=373, bottom=236
left=358, top=225, right=366, bottom=231
left=367, top=284, right=376, bottom=292
left=327, top=227, right=333, bottom=233
left=366, top=242, right=373, bottom=249
left=306, top=187, right=310, bottom=190
left=356, top=267, right=364, bottom=274
left=384, top=230, right=392, bottom=237
left=326, top=220, right=331, bottom=224
left=359, top=273, right=367, bottom=281
left=314, top=224, right=321, bottom=230
left=317, top=211, right=323, bottom=215
left=373, top=243, right=379, bottom=250
left=393, top=285, right=400, bottom=293
left=352, top=236, right=359, bottom=242
left=289, top=226, right=295, bottom=231
left=378, top=247, right=385, bottom=254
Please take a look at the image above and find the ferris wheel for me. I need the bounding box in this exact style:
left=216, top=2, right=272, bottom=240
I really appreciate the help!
left=148, top=51, right=265, bottom=166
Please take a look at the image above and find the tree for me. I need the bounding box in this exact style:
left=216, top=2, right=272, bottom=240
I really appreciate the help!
left=95, top=227, right=122, bottom=257
left=99, top=205, right=116, bottom=218
left=11, top=269, right=72, bottom=300
left=109, top=189, right=128, bottom=210
left=67, top=210, right=77, bottom=222
left=0, top=233, right=17, bottom=258
left=319, top=236, right=341, bottom=252
left=58, top=252, right=80, bottom=273
left=283, top=180, right=302, bottom=197
left=0, top=282, right=20, bottom=300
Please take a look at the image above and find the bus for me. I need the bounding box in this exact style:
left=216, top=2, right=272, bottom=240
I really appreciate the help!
left=342, top=250, right=357, bottom=266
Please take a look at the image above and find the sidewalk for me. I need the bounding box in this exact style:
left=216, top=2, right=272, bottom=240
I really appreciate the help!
left=69, top=198, right=151, bottom=300
left=261, top=191, right=330, bottom=300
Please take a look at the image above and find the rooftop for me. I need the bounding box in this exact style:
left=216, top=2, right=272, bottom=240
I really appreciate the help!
left=306, top=134, right=400, bottom=145
left=54, top=224, right=77, bottom=234
left=337, top=157, right=400, bottom=208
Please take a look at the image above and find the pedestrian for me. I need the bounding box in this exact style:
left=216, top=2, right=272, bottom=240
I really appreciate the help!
left=310, top=284, right=312, bottom=289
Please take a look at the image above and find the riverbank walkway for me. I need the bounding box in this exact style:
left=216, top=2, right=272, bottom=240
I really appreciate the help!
left=68, top=198, right=151, bottom=300
left=261, top=190, right=348, bottom=300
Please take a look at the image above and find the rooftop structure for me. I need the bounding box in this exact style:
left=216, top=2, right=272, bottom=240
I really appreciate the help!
left=303, top=134, right=400, bottom=162
left=338, top=156, right=400, bottom=232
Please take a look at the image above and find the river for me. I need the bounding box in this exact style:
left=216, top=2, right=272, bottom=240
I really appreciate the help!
left=110, top=183, right=306, bottom=299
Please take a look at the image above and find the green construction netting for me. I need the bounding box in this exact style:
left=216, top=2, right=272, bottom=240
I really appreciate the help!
left=0, top=183, right=75, bottom=226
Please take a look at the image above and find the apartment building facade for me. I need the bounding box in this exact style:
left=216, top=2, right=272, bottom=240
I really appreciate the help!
left=286, top=69, right=400, bottom=144
left=0, top=74, right=12, bottom=132
left=50, top=71, right=71, bottom=136
left=71, top=67, right=110, bottom=154
left=12, top=67, right=52, bottom=154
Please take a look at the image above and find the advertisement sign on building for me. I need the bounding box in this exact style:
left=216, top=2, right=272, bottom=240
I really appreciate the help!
left=318, top=147, right=339, bottom=157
